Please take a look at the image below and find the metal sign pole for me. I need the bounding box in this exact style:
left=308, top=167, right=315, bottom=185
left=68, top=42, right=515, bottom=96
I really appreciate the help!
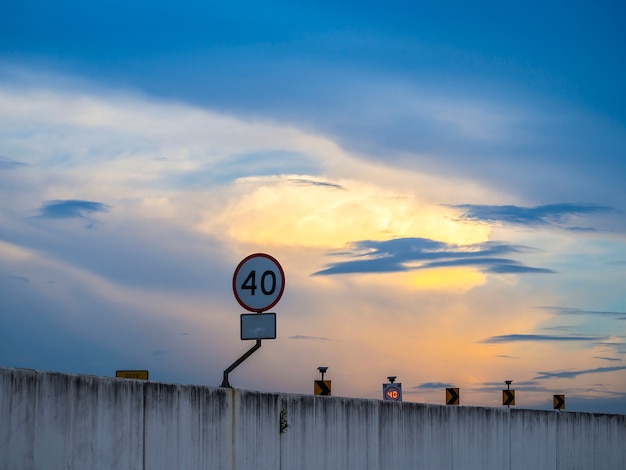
left=220, top=340, right=262, bottom=388
left=222, top=253, right=284, bottom=388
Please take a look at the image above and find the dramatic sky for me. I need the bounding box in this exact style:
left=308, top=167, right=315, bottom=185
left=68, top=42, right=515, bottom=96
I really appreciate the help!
left=1, top=1, right=625, bottom=414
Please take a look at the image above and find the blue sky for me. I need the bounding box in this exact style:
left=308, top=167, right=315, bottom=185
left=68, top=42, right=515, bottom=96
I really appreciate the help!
left=1, top=0, right=625, bottom=414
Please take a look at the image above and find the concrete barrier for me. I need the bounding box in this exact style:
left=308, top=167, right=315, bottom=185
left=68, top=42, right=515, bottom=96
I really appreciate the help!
left=1, top=367, right=624, bottom=469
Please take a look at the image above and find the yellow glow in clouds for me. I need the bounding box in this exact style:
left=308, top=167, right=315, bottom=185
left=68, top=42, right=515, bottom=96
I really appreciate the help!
left=206, top=175, right=490, bottom=250
left=405, top=267, right=486, bottom=292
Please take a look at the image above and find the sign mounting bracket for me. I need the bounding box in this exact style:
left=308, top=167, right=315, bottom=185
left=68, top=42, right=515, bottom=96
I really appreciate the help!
left=220, top=339, right=262, bottom=388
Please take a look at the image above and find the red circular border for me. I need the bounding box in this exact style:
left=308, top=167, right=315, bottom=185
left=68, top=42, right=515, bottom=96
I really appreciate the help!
left=232, top=253, right=285, bottom=312
left=385, top=386, right=400, bottom=401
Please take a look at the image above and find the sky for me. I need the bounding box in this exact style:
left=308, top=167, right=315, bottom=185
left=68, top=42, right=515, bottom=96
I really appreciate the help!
left=1, top=0, right=625, bottom=415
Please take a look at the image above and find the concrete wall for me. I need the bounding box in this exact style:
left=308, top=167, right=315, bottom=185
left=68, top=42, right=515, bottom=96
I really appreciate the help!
left=1, top=367, right=624, bottom=470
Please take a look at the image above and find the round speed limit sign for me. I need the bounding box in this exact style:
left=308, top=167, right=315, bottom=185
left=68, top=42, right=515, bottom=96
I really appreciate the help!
left=233, top=253, right=285, bottom=312
left=385, top=387, right=400, bottom=401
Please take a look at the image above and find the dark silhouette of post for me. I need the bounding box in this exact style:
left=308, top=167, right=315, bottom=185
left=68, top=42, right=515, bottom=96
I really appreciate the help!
left=220, top=340, right=262, bottom=388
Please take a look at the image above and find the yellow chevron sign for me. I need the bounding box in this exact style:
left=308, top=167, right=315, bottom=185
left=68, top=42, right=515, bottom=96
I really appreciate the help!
left=446, top=387, right=460, bottom=405
left=502, top=389, right=515, bottom=406
left=553, top=394, right=565, bottom=410
left=314, top=380, right=331, bottom=396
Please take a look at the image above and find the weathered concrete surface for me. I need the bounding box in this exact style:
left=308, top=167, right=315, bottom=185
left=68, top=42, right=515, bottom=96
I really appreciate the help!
left=1, top=368, right=144, bottom=470
left=1, top=367, right=624, bottom=469
left=143, top=382, right=233, bottom=469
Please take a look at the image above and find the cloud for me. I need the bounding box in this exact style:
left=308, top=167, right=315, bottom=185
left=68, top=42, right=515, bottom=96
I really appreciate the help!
left=151, top=350, right=169, bottom=360
left=0, top=158, right=28, bottom=170
left=448, top=203, right=617, bottom=229
left=538, top=306, right=626, bottom=320
left=289, top=335, right=330, bottom=341
left=534, top=366, right=626, bottom=380
left=413, top=382, right=453, bottom=390
left=191, top=150, right=322, bottom=186
left=563, top=394, right=626, bottom=415
left=471, top=381, right=548, bottom=393
left=287, top=178, right=345, bottom=190
left=539, top=326, right=575, bottom=333
left=36, top=200, right=109, bottom=220
left=593, top=341, right=626, bottom=355
left=314, top=237, right=554, bottom=275
left=593, top=356, right=622, bottom=362
left=479, top=334, right=609, bottom=344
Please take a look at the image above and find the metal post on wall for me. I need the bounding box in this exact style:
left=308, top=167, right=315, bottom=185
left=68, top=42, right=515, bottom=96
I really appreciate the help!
left=220, top=340, right=262, bottom=388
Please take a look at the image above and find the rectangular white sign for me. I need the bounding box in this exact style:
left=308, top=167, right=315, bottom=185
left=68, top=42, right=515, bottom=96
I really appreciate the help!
left=240, top=313, right=276, bottom=340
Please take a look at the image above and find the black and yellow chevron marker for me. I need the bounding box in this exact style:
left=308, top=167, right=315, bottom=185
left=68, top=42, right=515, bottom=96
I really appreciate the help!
left=446, top=387, right=460, bottom=405
left=314, top=380, right=331, bottom=396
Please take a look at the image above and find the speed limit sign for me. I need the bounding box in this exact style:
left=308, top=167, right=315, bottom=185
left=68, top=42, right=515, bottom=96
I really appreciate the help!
left=383, top=383, right=403, bottom=402
left=233, top=253, right=285, bottom=312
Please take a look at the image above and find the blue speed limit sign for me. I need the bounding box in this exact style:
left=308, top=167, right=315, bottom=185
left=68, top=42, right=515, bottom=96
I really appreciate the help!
left=233, top=253, right=285, bottom=312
